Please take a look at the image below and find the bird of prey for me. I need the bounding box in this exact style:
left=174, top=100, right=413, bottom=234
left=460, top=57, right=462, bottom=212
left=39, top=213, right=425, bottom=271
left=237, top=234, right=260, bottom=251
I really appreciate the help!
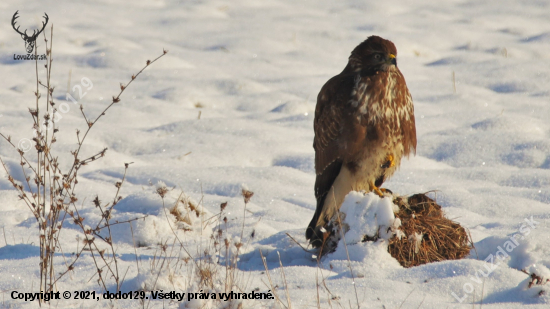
left=306, top=36, right=417, bottom=247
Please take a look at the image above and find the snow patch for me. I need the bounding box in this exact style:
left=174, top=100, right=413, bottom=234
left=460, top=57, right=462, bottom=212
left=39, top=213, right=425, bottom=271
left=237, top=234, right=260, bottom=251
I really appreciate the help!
left=324, top=192, right=402, bottom=269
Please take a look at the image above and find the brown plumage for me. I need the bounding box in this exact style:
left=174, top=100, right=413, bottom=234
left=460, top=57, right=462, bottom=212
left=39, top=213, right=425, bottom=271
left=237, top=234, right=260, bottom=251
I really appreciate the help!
left=306, top=36, right=417, bottom=247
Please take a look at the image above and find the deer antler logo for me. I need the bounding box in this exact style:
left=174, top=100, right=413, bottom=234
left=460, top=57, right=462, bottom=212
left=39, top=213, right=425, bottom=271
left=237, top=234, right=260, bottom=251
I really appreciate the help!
left=12, top=11, right=49, bottom=54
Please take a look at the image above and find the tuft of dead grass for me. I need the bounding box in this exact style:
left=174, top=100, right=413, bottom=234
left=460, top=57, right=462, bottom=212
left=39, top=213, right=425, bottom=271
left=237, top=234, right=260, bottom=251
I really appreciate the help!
left=314, top=192, right=471, bottom=269
left=146, top=185, right=260, bottom=308
left=169, top=195, right=203, bottom=231
left=386, top=193, right=471, bottom=268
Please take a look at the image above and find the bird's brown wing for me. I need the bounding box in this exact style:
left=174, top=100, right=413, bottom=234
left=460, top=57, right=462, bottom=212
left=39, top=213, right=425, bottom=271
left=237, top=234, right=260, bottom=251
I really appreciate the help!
left=400, top=86, right=417, bottom=156
left=313, top=75, right=353, bottom=177
left=307, top=75, right=354, bottom=241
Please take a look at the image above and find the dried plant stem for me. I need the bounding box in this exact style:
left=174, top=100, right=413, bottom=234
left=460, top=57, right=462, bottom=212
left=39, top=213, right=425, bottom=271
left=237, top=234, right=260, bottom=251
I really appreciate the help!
left=2, top=227, right=7, bottom=246
left=129, top=222, right=141, bottom=273
left=63, top=51, right=167, bottom=190
left=452, top=71, right=457, bottom=94
left=259, top=249, right=287, bottom=309
left=159, top=193, right=199, bottom=271
left=0, top=24, right=167, bottom=298
left=277, top=252, right=292, bottom=309
left=315, top=268, right=321, bottom=309
left=398, top=288, right=416, bottom=309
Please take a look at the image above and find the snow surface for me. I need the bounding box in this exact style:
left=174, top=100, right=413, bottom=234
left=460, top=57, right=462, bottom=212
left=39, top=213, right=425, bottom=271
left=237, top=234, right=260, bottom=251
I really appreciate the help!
left=1, top=0, right=550, bottom=308
left=334, top=191, right=402, bottom=244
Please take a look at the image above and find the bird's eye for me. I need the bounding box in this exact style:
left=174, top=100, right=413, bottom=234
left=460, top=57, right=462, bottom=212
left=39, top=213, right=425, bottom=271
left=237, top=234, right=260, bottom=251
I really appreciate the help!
left=373, top=54, right=382, bottom=61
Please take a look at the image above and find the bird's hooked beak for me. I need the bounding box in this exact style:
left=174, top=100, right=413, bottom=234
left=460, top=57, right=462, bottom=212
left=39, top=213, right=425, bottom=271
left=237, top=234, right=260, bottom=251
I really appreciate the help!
left=387, top=54, right=397, bottom=66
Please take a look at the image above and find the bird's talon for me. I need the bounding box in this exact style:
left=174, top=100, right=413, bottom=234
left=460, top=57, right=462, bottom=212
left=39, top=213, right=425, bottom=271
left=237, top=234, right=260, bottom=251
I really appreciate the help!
left=369, top=181, right=384, bottom=197
left=380, top=188, right=393, bottom=195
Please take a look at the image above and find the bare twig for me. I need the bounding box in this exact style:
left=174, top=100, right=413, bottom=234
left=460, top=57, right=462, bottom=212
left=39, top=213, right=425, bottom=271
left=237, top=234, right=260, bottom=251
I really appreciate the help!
left=0, top=25, right=167, bottom=296
left=260, top=249, right=287, bottom=309
left=277, top=251, right=293, bottom=309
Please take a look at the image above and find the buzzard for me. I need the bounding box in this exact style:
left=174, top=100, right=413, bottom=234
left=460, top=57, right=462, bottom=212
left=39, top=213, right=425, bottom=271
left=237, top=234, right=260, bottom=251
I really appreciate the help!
left=306, top=36, right=417, bottom=247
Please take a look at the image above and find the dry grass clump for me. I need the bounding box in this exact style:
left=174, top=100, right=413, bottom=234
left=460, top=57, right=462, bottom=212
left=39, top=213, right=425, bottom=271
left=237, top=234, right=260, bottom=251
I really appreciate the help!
left=387, top=193, right=471, bottom=267
left=310, top=192, right=470, bottom=269
left=146, top=185, right=259, bottom=308
left=169, top=195, right=203, bottom=231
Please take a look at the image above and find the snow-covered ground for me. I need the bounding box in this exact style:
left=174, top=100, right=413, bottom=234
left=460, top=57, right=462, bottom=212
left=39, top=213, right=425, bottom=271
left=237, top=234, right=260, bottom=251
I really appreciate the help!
left=1, top=0, right=549, bottom=308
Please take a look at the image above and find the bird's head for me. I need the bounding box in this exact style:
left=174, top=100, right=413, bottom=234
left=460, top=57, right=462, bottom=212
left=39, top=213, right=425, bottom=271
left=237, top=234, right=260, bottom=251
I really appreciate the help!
left=348, top=36, right=398, bottom=75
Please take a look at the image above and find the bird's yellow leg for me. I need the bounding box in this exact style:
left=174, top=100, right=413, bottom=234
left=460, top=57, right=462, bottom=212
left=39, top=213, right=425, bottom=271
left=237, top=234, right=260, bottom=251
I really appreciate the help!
left=368, top=180, right=384, bottom=197
left=385, top=154, right=395, bottom=168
